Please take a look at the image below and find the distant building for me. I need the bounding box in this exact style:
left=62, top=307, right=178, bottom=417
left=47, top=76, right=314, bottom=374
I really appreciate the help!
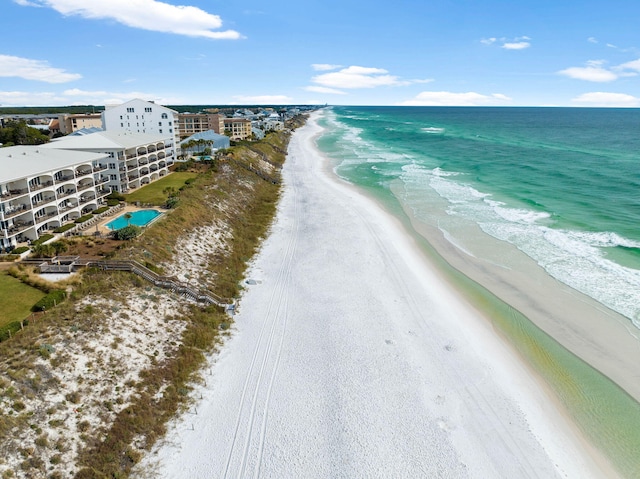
left=176, top=112, right=225, bottom=138
left=58, top=113, right=103, bottom=135
left=0, top=146, right=111, bottom=249
left=252, top=127, right=265, bottom=140
left=223, top=118, right=252, bottom=141
left=102, top=99, right=180, bottom=150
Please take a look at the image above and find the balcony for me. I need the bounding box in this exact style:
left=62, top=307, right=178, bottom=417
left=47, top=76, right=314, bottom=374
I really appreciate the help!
left=32, top=196, right=56, bottom=207
left=96, top=188, right=111, bottom=198
left=93, top=165, right=108, bottom=172
left=35, top=211, right=58, bottom=224
left=138, top=159, right=149, bottom=165
left=7, top=220, right=34, bottom=235
left=57, top=189, right=77, bottom=199
left=79, top=196, right=95, bottom=205
left=77, top=183, right=94, bottom=192
left=29, top=180, right=54, bottom=192
left=97, top=176, right=109, bottom=185
left=1, top=188, right=29, bottom=200
left=75, top=170, right=93, bottom=178
left=126, top=153, right=137, bottom=160
left=55, top=175, right=74, bottom=184
left=127, top=174, right=140, bottom=181
left=3, top=204, right=32, bottom=219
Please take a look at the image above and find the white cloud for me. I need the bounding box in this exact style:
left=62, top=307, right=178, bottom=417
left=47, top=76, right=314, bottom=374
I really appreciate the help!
left=588, top=37, right=598, bottom=43
left=232, top=95, right=293, bottom=104
left=616, top=58, right=640, bottom=72
left=0, top=54, right=81, bottom=83
left=311, top=64, right=342, bottom=71
left=0, top=88, right=182, bottom=106
left=481, top=36, right=531, bottom=50
left=502, top=41, right=530, bottom=50
left=14, top=0, right=241, bottom=39
left=304, top=86, right=346, bottom=95
left=558, top=60, right=618, bottom=82
left=312, top=66, right=408, bottom=89
left=572, top=92, right=640, bottom=107
left=398, top=91, right=512, bottom=106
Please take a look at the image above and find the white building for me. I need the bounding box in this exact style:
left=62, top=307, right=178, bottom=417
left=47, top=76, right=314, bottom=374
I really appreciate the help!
left=0, top=146, right=111, bottom=250
left=45, top=130, right=175, bottom=194
left=102, top=99, right=180, bottom=149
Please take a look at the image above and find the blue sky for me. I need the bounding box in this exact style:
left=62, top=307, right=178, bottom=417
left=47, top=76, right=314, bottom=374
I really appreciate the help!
left=2, top=0, right=640, bottom=107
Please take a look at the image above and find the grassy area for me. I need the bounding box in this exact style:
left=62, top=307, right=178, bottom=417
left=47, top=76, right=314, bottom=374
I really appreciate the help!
left=0, top=271, right=45, bottom=326
left=123, top=172, right=198, bottom=205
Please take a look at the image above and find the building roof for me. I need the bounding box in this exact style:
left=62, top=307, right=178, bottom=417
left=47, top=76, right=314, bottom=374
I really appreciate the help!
left=0, top=146, right=108, bottom=183
left=44, top=130, right=171, bottom=151
left=67, top=127, right=104, bottom=137
left=104, top=98, right=178, bottom=115
left=181, top=130, right=229, bottom=143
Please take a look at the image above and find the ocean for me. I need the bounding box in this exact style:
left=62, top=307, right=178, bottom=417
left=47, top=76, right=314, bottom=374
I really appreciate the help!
left=317, top=106, right=640, bottom=326
left=314, top=106, right=640, bottom=477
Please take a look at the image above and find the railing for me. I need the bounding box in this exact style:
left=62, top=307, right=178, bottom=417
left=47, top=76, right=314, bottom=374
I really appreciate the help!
left=29, top=181, right=54, bottom=192
left=7, top=220, right=34, bottom=235
left=1, top=188, right=29, bottom=199
left=75, top=170, right=92, bottom=178
left=93, top=165, right=108, bottom=172
left=96, top=188, right=111, bottom=197
left=3, top=204, right=32, bottom=219
left=77, top=183, right=94, bottom=192
left=82, top=259, right=234, bottom=310
left=34, top=211, right=57, bottom=223
left=56, top=190, right=76, bottom=199
left=32, top=197, right=56, bottom=207
left=55, top=175, right=74, bottom=184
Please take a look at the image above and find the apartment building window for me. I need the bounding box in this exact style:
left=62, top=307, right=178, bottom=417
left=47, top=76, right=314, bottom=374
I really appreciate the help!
left=168, top=121, right=172, bottom=126
left=121, top=123, right=124, bottom=127
left=127, top=107, right=134, bottom=113
left=158, top=122, right=162, bottom=126
left=145, top=107, right=152, bottom=112
left=161, top=113, right=168, bottom=119
left=120, top=115, right=123, bottom=120
left=110, top=174, right=117, bottom=181
left=108, top=163, right=116, bottom=169
left=159, top=129, right=163, bottom=133
left=169, top=128, right=173, bottom=133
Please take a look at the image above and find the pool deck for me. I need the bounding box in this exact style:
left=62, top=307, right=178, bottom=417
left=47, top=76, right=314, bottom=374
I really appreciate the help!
left=94, top=205, right=166, bottom=235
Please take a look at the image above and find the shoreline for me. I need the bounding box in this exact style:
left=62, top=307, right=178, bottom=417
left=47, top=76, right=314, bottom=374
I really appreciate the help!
left=138, top=113, right=616, bottom=478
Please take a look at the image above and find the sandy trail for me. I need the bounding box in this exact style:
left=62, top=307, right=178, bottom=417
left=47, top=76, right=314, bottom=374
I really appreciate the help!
left=136, top=115, right=612, bottom=478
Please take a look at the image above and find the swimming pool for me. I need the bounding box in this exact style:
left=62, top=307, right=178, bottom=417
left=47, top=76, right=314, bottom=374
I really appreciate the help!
left=106, top=209, right=162, bottom=230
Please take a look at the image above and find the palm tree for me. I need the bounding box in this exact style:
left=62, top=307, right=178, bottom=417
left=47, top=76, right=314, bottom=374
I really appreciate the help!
left=124, top=212, right=132, bottom=226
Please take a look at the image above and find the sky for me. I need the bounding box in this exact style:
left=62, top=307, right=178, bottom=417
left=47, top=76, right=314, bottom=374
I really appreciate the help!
left=2, top=0, right=640, bottom=107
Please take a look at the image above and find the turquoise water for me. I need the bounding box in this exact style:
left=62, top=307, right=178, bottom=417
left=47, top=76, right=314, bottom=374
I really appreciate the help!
left=317, top=106, right=640, bottom=327
left=315, top=106, right=640, bottom=477
left=106, top=209, right=161, bottom=230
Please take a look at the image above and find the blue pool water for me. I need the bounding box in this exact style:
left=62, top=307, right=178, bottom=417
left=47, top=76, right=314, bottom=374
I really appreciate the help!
left=106, top=209, right=161, bottom=230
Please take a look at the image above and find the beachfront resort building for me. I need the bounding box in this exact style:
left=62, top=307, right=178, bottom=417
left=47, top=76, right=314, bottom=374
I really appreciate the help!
left=0, top=146, right=111, bottom=250
left=44, top=130, right=175, bottom=194
left=176, top=112, right=225, bottom=139
left=102, top=99, right=180, bottom=150
left=223, top=118, right=252, bottom=141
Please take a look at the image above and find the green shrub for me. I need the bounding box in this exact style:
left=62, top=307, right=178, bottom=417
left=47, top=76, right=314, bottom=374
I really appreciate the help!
left=112, top=225, right=141, bottom=241
left=107, top=191, right=125, bottom=201
left=164, top=197, right=179, bottom=209
left=31, top=290, right=66, bottom=312
left=0, top=254, right=20, bottom=262
left=106, top=199, right=121, bottom=207
left=0, top=321, right=22, bottom=342
left=54, top=223, right=76, bottom=233
left=74, top=214, right=93, bottom=224
left=32, top=234, right=54, bottom=246
left=12, top=246, right=30, bottom=254
left=92, top=206, right=110, bottom=215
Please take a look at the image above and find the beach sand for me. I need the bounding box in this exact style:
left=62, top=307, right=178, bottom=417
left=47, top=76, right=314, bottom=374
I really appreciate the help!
left=135, top=114, right=616, bottom=478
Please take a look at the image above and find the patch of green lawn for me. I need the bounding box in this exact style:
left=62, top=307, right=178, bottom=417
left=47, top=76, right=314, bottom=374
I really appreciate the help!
left=0, top=271, right=45, bottom=326
left=124, top=172, right=198, bottom=206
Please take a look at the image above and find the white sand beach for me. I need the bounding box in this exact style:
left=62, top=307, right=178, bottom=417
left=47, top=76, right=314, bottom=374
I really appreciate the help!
left=136, top=114, right=616, bottom=478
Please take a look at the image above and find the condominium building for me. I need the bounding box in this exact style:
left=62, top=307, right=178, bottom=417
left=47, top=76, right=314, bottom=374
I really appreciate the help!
left=102, top=99, right=180, bottom=149
left=176, top=112, right=225, bottom=139
left=223, top=118, right=252, bottom=141
left=45, top=130, right=175, bottom=194
left=0, top=146, right=111, bottom=250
